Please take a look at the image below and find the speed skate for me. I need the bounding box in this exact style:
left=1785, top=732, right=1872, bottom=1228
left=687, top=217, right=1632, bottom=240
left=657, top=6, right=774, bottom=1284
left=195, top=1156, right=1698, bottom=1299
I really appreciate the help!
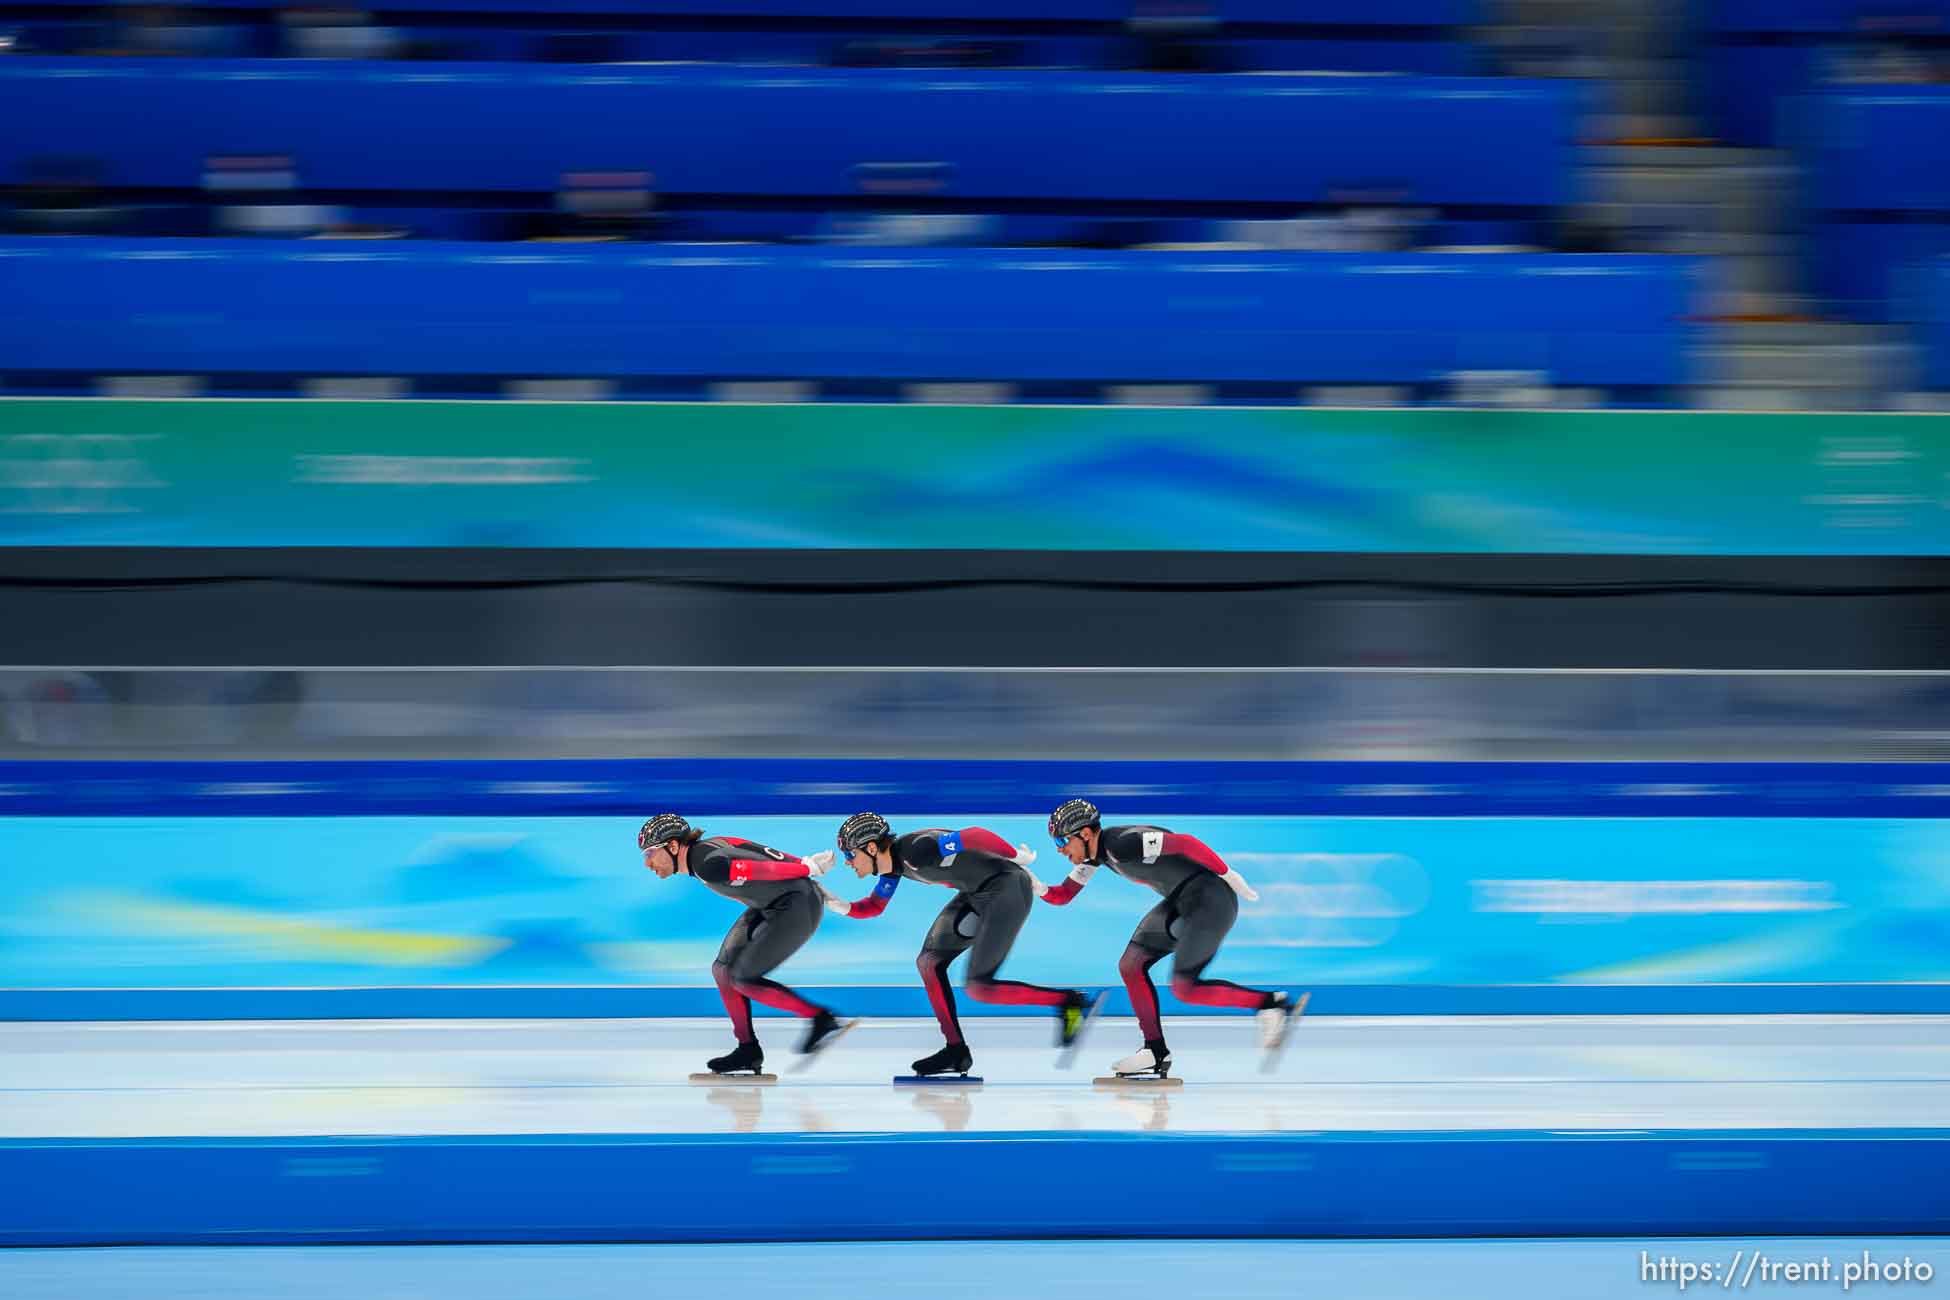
left=1095, top=1043, right=1182, bottom=1087
left=893, top=1074, right=985, bottom=1086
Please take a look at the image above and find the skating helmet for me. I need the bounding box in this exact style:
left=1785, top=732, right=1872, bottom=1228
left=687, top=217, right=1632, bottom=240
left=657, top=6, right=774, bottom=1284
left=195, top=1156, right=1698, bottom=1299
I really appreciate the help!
left=837, top=811, right=891, bottom=856
left=638, top=812, right=692, bottom=850
left=1048, top=798, right=1100, bottom=843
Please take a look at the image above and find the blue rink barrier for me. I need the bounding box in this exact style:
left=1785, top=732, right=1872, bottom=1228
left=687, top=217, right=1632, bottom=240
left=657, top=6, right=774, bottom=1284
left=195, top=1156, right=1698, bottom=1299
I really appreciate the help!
left=2, top=1128, right=1946, bottom=1245
left=0, top=242, right=1690, bottom=387
left=8, top=758, right=1950, bottom=1020
left=0, top=62, right=1573, bottom=206
left=3, top=758, right=1948, bottom=819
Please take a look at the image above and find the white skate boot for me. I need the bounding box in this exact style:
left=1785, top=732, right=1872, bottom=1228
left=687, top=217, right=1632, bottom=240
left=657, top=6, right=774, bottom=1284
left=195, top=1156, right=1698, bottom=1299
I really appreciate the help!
left=1111, top=1043, right=1171, bottom=1080
left=1257, top=990, right=1310, bottom=1073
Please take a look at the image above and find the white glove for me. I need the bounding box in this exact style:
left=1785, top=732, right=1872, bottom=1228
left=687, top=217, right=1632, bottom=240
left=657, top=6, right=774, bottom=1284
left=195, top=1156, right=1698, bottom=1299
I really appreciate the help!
left=801, top=849, right=836, bottom=877
left=815, top=880, right=852, bottom=916
left=1219, top=868, right=1259, bottom=903
left=1012, top=842, right=1038, bottom=867
left=1021, top=866, right=1049, bottom=898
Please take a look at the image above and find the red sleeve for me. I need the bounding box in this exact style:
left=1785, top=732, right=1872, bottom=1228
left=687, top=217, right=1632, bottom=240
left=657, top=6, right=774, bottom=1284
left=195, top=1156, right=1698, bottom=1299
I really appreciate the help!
left=956, top=827, right=1017, bottom=859
left=728, top=857, right=812, bottom=884
left=1041, top=878, right=1083, bottom=905
left=1161, top=833, right=1229, bottom=875
left=846, top=895, right=891, bottom=919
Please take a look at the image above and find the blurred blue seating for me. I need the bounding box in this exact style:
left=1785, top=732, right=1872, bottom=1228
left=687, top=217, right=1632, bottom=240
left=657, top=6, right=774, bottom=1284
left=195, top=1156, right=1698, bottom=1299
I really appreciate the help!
left=1807, top=219, right=1950, bottom=322
left=0, top=239, right=1699, bottom=389
left=0, top=0, right=1483, bottom=71
left=5, top=0, right=1480, bottom=19
left=1798, top=90, right=1950, bottom=213
left=1697, top=0, right=1950, bottom=147
left=0, top=28, right=1478, bottom=74
left=1792, top=89, right=1950, bottom=321
left=0, top=61, right=1575, bottom=208
left=1923, top=258, right=1950, bottom=389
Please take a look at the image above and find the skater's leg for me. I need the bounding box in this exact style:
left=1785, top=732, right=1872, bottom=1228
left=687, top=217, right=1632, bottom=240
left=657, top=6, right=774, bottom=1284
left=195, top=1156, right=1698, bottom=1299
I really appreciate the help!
left=712, top=911, right=763, bottom=1042
left=730, top=889, right=829, bottom=1019
left=917, top=896, right=978, bottom=1044
left=1119, top=898, right=1179, bottom=1043
left=713, top=960, right=756, bottom=1042
left=1118, top=942, right=1169, bottom=1041
left=1166, top=882, right=1274, bottom=1011
left=963, top=871, right=1072, bottom=1009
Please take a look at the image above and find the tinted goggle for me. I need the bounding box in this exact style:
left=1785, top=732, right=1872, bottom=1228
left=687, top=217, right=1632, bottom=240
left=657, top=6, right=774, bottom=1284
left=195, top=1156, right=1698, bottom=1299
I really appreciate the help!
left=1051, top=831, right=1077, bottom=847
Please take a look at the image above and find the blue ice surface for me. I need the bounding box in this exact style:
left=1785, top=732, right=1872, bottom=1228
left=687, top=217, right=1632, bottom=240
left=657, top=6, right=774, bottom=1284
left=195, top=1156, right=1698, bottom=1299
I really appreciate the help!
left=2, top=1238, right=1947, bottom=1300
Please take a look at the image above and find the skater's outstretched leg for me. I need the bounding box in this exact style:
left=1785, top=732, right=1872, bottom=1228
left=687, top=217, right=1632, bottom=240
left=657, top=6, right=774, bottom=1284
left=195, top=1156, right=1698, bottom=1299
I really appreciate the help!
left=732, top=974, right=826, bottom=1019
left=962, top=877, right=1072, bottom=1010
left=1168, top=968, right=1270, bottom=1011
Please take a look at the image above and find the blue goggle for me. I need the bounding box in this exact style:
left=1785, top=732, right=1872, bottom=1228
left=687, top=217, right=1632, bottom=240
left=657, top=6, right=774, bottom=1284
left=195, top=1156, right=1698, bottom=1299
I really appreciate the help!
left=839, top=845, right=861, bottom=862
left=1051, top=832, right=1073, bottom=847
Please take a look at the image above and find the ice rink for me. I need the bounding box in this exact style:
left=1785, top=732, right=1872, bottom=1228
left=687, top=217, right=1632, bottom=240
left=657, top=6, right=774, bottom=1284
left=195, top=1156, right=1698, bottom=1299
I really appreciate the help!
left=4, top=1013, right=1948, bottom=1137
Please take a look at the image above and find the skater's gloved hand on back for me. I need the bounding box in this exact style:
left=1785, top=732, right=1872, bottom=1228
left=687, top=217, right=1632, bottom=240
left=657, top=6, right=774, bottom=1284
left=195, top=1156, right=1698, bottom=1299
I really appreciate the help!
left=1010, top=842, right=1038, bottom=867
left=800, top=849, right=836, bottom=876
left=1219, top=867, right=1259, bottom=903
left=1021, top=866, right=1049, bottom=897
left=815, top=880, right=854, bottom=916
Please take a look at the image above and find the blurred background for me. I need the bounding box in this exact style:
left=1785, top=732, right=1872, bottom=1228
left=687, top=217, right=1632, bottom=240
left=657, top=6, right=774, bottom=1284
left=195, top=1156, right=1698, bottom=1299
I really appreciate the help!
left=2, top=0, right=1950, bottom=1290
left=0, top=0, right=1946, bottom=407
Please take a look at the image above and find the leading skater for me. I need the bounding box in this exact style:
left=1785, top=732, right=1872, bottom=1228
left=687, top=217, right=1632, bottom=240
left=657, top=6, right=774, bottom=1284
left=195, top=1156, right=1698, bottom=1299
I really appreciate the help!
left=1038, top=798, right=1302, bottom=1079
left=812, top=812, right=1101, bottom=1078
left=638, top=813, right=855, bottom=1076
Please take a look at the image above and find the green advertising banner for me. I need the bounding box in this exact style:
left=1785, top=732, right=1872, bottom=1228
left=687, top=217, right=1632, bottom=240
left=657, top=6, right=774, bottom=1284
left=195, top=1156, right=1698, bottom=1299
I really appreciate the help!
left=2, top=399, right=1947, bottom=553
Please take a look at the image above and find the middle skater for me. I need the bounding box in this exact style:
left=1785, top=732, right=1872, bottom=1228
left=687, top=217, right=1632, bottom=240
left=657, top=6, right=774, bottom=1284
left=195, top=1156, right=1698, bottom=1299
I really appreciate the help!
left=814, top=812, right=1101, bottom=1078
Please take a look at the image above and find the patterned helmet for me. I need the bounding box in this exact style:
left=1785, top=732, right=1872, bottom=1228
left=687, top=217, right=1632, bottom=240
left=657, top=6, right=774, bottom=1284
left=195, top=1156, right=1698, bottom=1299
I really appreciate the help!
left=837, top=811, right=892, bottom=853
left=1048, top=798, right=1101, bottom=840
left=638, top=812, right=692, bottom=851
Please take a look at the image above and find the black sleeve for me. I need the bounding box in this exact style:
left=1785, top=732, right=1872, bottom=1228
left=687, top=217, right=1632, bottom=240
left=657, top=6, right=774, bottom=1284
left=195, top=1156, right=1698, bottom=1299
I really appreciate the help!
left=903, top=833, right=945, bottom=872
left=688, top=843, right=729, bottom=886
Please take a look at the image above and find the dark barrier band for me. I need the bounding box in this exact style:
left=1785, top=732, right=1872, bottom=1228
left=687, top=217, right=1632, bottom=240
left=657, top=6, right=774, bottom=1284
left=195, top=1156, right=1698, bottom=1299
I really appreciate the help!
left=3, top=759, right=1950, bottom=817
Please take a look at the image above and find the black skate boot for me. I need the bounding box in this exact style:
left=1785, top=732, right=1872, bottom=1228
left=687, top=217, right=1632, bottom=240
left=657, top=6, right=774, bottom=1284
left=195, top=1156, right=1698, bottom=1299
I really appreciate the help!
left=795, top=1009, right=857, bottom=1058
left=706, top=1039, right=765, bottom=1076
left=911, top=1042, right=975, bottom=1078
left=1056, top=989, right=1105, bottom=1049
